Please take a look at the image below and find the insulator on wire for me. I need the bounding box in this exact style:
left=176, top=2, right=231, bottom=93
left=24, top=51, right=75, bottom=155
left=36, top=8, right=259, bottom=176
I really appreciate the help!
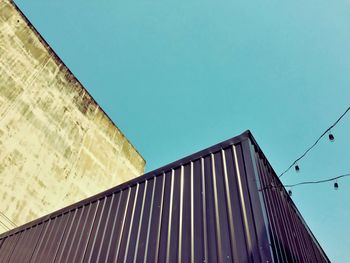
left=328, top=132, right=335, bottom=142
left=334, top=181, right=339, bottom=190
left=295, top=164, right=300, bottom=172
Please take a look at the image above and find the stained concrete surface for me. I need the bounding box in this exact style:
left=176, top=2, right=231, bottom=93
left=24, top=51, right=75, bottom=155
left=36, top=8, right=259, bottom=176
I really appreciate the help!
left=0, top=0, right=145, bottom=233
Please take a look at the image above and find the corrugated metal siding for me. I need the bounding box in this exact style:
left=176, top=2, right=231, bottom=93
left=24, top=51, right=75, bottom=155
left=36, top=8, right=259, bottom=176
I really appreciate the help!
left=250, top=141, right=329, bottom=263
left=0, top=131, right=329, bottom=262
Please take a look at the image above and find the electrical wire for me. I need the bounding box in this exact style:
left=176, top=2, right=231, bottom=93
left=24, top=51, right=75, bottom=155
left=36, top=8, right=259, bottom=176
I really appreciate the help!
left=259, top=173, right=350, bottom=192
left=0, top=211, right=17, bottom=227
left=0, top=221, right=10, bottom=231
left=284, top=173, right=350, bottom=188
left=279, top=105, right=350, bottom=178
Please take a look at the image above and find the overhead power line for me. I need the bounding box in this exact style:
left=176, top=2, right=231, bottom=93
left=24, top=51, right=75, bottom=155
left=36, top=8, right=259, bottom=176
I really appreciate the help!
left=279, top=105, right=350, bottom=178
left=260, top=173, right=350, bottom=192
left=284, top=173, right=350, bottom=188
left=0, top=211, right=17, bottom=227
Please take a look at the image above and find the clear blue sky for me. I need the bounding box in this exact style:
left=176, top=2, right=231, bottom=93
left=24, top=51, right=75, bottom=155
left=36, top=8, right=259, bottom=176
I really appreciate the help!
left=15, top=0, right=350, bottom=261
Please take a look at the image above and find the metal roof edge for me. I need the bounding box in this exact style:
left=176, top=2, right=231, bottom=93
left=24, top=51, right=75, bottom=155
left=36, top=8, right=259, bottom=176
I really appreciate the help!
left=0, top=130, right=251, bottom=238
left=246, top=133, right=331, bottom=262
left=0, top=129, right=331, bottom=262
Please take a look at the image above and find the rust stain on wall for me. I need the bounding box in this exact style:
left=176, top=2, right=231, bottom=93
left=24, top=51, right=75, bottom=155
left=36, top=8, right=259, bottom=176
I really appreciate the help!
left=0, top=0, right=145, bottom=233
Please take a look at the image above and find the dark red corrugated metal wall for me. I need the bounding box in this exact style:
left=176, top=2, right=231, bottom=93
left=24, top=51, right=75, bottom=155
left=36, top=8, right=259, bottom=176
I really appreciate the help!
left=250, top=140, right=329, bottom=263
left=0, top=131, right=329, bottom=262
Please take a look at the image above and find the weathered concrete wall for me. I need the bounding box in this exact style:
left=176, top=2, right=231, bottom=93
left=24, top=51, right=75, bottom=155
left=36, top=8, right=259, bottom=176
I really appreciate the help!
left=0, top=0, right=145, bottom=233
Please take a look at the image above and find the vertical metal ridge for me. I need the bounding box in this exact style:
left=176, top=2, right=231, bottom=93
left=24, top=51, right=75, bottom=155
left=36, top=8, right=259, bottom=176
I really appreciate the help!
left=259, top=162, right=279, bottom=260
left=37, top=217, right=56, bottom=261
left=165, top=169, right=175, bottom=263
left=31, top=219, right=53, bottom=262
left=201, top=158, right=208, bottom=262
left=211, top=153, right=223, bottom=263
left=0, top=236, right=9, bottom=262
left=123, top=183, right=140, bottom=263
left=4, top=232, right=21, bottom=262
left=154, top=174, right=166, bottom=263
left=0, top=237, right=8, bottom=262
left=221, top=149, right=239, bottom=262
left=177, top=165, right=184, bottom=263
left=257, top=157, right=283, bottom=262
left=16, top=226, right=39, bottom=262
left=96, top=194, right=116, bottom=263
left=190, top=162, right=195, bottom=263
left=264, top=168, right=288, bottom=261
left=25, top=226, right=44, bottom=262
left=79, top=201, right=100, bottom=263
left=279, top=193, right=298, bottom=262
left=85, top=197, right=107, bottom=263
left=10, top=229, right=30, bottom=262
left=289, top=209, right=305, bottom=261
left=293, top=212, right=310, bottom=262
left=274, top=187, right=291, bottom=261
left=240, top=143, right=264, bottom=262
left=266, top=175, right=288, bottom=261
left=0, top=238, right=4, bottom=251
left=143, top=177, right=156, bottom=263
left=63, top=206, right=86, bottom=263
left=113, top=187, right=131, bottom=263
left=42, top=216, right=66, bottom=263
left=70, top=203, right=93, bottom=262
left=52, top=213, right=75, bottom=263
left=55, top=209, right=79, bottom=262
left=285, top=197, right=305, bottom=262
left=133, top=181, right=148, bottom=263
left=301, top=217, right=318, bottom=262
left=245, top=141, right=275, bottom=262
left=105, top=192, right=123, bottom=263
left=232, top=145, right=253, bottom=255
left=20, top=226, right=42, bottom=262
left=279, top=192, right=297, bottom=262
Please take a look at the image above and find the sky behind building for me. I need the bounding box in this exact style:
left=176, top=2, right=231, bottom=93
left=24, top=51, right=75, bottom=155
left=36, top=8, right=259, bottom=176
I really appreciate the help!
left=14, top=0, right=350, bottom=261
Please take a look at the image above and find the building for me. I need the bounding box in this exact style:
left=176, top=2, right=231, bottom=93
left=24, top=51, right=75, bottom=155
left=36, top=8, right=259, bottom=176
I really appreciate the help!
left=0, top=0, right=145, bottom=233
left=0, top=131, right=329, bottom=262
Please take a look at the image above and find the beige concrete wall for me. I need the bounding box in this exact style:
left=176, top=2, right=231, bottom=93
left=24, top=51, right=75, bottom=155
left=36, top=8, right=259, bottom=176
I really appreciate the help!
left=0, top=0, right=145, bottom=233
